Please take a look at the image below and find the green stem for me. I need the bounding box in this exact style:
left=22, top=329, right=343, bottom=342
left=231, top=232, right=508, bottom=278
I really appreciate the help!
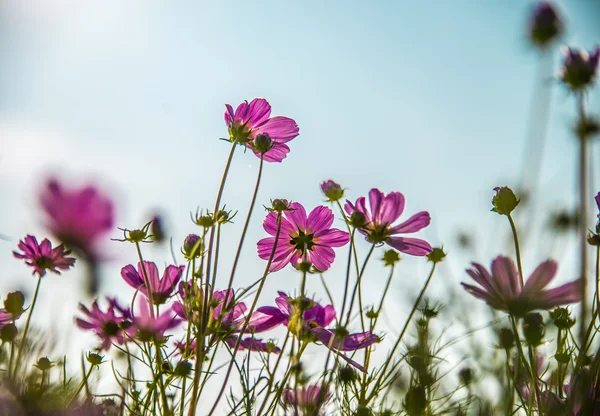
left=344, top=244, right=376, bottom=332
left=67, top=364, right=95, bottom=408
left=207, top=209, right=281, bottom=416
left=509, top=316, right=540, bottom=414
left=14, top=275, right=43, bottom=375
left=368, top=262, right=437, bottom=402
left=507, top=214, right=524, bottom=287
left=577, top=91, right=589, bottom=344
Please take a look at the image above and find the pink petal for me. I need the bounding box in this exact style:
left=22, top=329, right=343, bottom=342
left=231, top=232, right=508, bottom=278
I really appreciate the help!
left=490, top=256, right=521, bottom=298
left=307, top=246, right=335, bottom=271
left=254, top=116, right=299, bottom=143
left=253, top=143, right=290, bottom=163
left=138, top=261, right=160, bottom=289
left=246, top=98, right=272, bottom=127
left=386, top=237, right=432, bottom=256
left=389, top=211, right=431, bottom=234
left=285, top=203, right=308, bottom=231
left=378, top=192, right=405, bottom=225
left=315, top=229, right=350, bottom=247
left=368, top=189, right=384, bottom=224
left=307, top=206, right=334, bottom=234
left=522, top=260, right=558, bottom=295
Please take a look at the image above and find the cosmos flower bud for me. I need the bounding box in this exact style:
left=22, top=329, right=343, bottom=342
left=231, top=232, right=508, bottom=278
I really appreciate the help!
left=0, top=324, right=17, bottom=343
left=320, top=180, right=344, bottom=202
left=87, top=352, right=105, bottom=366
left=270, top=198, right=291, bottom=213
left=491, top=186, right=519, bottom=216
left=35, top=357, right=53, bottom=371
left=183, top=234, right=203, bottom=259
left=459, top=367, right=473, bottom=386
left=174, top=360, right=192, bottom=377
left=252, top=133, right=273, bottom=154
left=560, top=46, right=600, bottom=91
left=426, top=247, right=446, bottom=263
left=529, top=1, right=562, bottom=49
left=522, top=312, right=545, bottom=346
left=498, top=328, right=515, bottom=350
left=151, top=215, right=165, bottom=243
left=194, top=214, right=215, bottom=228
left=348, top=211, right=367, bottom=229
left=338, top=366, right=357, bottom=383
left=550, top=307, right=576, bottom=329
left=4, top=291, right=25, bottom=318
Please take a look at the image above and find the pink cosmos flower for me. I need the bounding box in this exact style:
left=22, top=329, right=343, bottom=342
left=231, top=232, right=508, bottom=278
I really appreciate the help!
left=282, top=384, right=332, bottom=416
left=173, top=286, right=280, bottom=354
left=345, top=188, right=432, bottom=256
left=595, top=192, right=600, bottom=218
left=76, top=297, right=131, bottom=350
left=13, top=235, right=75, bottom=277
left=250, top=292, right=379, bottom=371
left=257, top=202, right=350, bottom=272
left=461, top=255, right=581, bottom=316
left=40, top=178, right=114, bottom=260
left=121, top=261, right=185, bottom=305
left=224, top=98, right=299, bottom=162
left=128, top=297, right=182, bottom=342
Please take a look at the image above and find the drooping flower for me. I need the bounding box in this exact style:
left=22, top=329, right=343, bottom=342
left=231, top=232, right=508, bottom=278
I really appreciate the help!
left=559, top=46, right=600, bottom=91
left=461, top=255, right=581, bottom=316
left=257, top=202, right=350, bottom=272
left=250, top=292, right=379, bottom=371
left=173, top=285, right=280, bottom=354
left=224, top=98, right=299, bottom=162
left=282, top=384, right=332, bottom=416
left=40, top=178, right=115, bottom=260
left=528, top=1, right=562, bottom=49
left=128, top=297, right=182, bottom=343
left=344, top=188, right=432, bottom=256
left=121, top=261, right=185, bottom=305
left=75, top=297, right=131, bottom=350
left=13, top=235, right=75, bottom=277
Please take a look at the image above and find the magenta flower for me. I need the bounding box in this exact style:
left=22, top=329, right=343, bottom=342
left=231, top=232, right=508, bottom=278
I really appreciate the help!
left=345, top=188, right=432, bottom=256
left=257, top=202, right=350, bottom=272
left=224, top=98, right=299, bottom=162
left=0, top=311, right=12, bottom=329
left=76, top=297, right=131, bottom=350
left=13, top=235, right=75, bottom=277
left=282, top=384, right=332, bottom=416
left=595, top=192, right=600, bottom=218
left=173, top=286, right=279, bottom=354
left=128, top=297, right=182, bottom=343
left=40, top=178, right=114, bottom=260
left=250, top=292, right=378, bottom=371
left=461, top=255, right=581, bottom=316
left=121, top=261, right=185, bottom=305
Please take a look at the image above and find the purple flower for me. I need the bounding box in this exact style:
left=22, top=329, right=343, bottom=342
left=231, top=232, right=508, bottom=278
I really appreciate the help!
left=121, top=261, right=185, bottom=305
left=345, top=188, right=432, bottom=256
left=595, top=192, right=600, bottom=218
left=560, top=46, right=600, bottom=91
left=251, top=292, right=379, bottom=371
left=461, top=255, right=581, bottom=316
left=174, top=286, right=280, bottom=354
left=128, top=297, right=182, bottom=343
left=224, top=98, right=299, bottom=162
left=257, top=202, right=350, bottom=272
left=76, top=297, right=131, bottom=350
left=13, top=235, right=75, bottom=277
left=529, top=1, right=562, bottom=48
left=282, top=384, right=332, bottom=415
left=40, top=178, right=115, bottom=261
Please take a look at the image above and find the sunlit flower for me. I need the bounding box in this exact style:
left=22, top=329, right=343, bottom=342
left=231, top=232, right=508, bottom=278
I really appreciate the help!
left=128, top=297, right=182, bottom=343
left=40, top=178, right=115, bottom=260
left=13, top=235, right=75, bottom=277
left=224, top=98, right=299, bottom=162
left=461, top=255, right=581, bottom=316
left=76, top=297, right=131, bottom=350
left=320, top=180, right=344, bottom=202
left=121, top=261, right=185, bottom=305
left=257, top=202, right=349, bottom=272
left=345, top=188, right=432, bottom=256
left=282, top=384, right=332, bottom=416
left=251, top=292, right=378, bottom=371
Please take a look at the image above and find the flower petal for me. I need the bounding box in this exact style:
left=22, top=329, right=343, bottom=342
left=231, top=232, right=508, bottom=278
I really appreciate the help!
left=389, top=211, right=431, bottom=234
left=254, top=116, right=299, bottom=143
left=307, top=206, right=334, bottom=234
left=386, top=237, right=432, bottom=256
left=378, top=191, right=405, bottom=225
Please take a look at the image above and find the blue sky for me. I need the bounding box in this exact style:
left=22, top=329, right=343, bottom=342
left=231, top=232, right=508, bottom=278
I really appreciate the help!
left=0, top=0, right=599, bottom=385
